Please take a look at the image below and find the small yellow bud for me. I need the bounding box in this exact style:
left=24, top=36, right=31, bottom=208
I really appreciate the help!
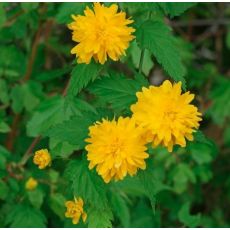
left=33, top=149, right=51, bottom=169
left=65, top=197, right=87, bottom=225
left=25, top=177, right=38, bottom=190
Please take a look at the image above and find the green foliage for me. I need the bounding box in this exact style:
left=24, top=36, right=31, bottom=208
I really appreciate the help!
left=0, top=2, right=229, bottom=228
left=138, top=158, right=171, bottom=211
left=65, top=157, right=108, bottom=209
left=88, top=72, right=148, bottom=111
left=136, top=20, right=186, bottom=88
left=5, top=204, right=47, bottom=227
left=47, top=111, right=99, bottom=148
left=110, top=192, right=130, bottom=227
left=178, top=202, right=201, bottom=227
left=158, top=3, right=196, bottom=18
left=208, top=78, right=230, bottom=125
left=87, top=206, right=113, bottom=228
left=67, top=62, right=104, bottom=98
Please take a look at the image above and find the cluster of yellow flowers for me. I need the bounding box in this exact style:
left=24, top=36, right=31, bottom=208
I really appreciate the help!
left=67, top=3, right=202, bottom=184
left=85, top=81, right=202, bottom=183
left=28, top=3, right=202, bottom=225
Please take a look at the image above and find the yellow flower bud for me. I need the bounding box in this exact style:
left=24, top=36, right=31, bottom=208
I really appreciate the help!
left=25, top=177, right=38, bottom=190
left=33, top=149, right=51, bottom=169
left=65, top=197, right=87, bottom=225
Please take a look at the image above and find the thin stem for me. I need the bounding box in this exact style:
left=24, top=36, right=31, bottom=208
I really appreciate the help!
left=19, top=136, right=41, bottom=166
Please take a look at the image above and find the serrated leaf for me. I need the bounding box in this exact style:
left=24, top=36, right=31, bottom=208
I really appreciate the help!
left=0, top=4, right=6, bottom=28
left=56, top=3, right=88, bottom=24
left=110, top=192, right=130, bottom=227
left=178, top=202, right=201, bottom=227
left=0, top=121, right=10, bottom=133
left=5, top=204, right=46, bottom=227
left=67, top=62, right=103, bottom=98
left=47, top=111, right=99, bottom=148
left=170, top=163, right=196, bottom=193
left=87, top=206, right=113, bottom=228
left=158, top=3, right=196, bottom=18
left=88, top=72, right=148, bottom=111
left=64, top=158, right=108, bottom=209
left=136, top=20, right=186, bottom=88
left=138, top=158, right=171, bottom=212
left=34, top=66, right=71, bottom=82
left=0, top=180, right=9, bottom=200
left=208, top=78, right=230, bottom=125
left=189, top=142, right=213, bottom=165
left=130, top=40, right=154, bottom=76
left=49, top=193, right=66, bottom=219
left=49, top=138, right=79, bottom=159
left=27, top=189, right=44, bottom=209
left=27, top=96, right=65, bottom=136
left=0, top=145, right=10, bottom=170
left=193, top=130, right=213, bottom=147
left=21, top=3, right=39, bottom=11
left=0, top=79, right=9, bottom=104
left=10, top=81, right=43, bottom=113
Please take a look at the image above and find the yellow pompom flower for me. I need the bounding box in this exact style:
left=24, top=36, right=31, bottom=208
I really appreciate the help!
left=33, top=149, right=51, bottom=169
left=65, top=197, right=87, bottom=225
left=85, top=117, right=149, bottom=183
left=25, top=177, right=38, bottom=190
left=131, top=80, right=202, bottom=152
left=68, top=2, right=135, bottom=64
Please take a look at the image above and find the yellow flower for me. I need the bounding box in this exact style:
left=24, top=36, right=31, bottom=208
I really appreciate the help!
left=33, top=149, right=51, bottom=169
left=25, top=177, right=38, bottom=190
left=65, top=197, right=87, bottom=225
left=85, top=117, right=149, bottom=183
left=68, top=2, right=135, bottom=64
left=131, top=80, right=202, bottom=152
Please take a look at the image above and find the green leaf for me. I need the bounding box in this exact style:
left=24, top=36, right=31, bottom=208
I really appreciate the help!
left=56, top=3, right=88, bottom=24
left=0, top=79, right=9, bottom=104
left=136, top=20, right=186, bottom=88
left=208, top=78, right=230, bottom=125
left=193, top=130, right=213, bottom=147
left=10, top=81, right=43, bottom=113
left=27, top=189, right=44, bottom=209
left=130, top=40, right=154, bottom=76
left=158, top=3, right=196, bottom=18
left=27, top=96, right=64, bottom=136
left=226, top=27, right=230, bottom=50
left=88, top=72, right=148, bottom=111
left=189, top=142, right=214, bottom=165
left=0, top=4, right=6, bottom=28
left=0, top=180, right=9, bottom=200
left=0, top=121, right=10, bottom=133
left=34, top=66, right=71, bottom=82
left=0, top=145, right=10, bottom=170
left=49, top=193, right=66, bottom=219
left=87, top=206, right=113, bottom=228
left=138, top=158, right=171, bottom=212
left=170, top=163, right=196, bottom=193
left=67, top=62, right=103, bottom=98
left=49, top=138, right=79, bottom=159
left=21, top=3, right=39, bottom=11
left=64, top=158, right=108, bottom=209
left=5, top=204, right=47, bottom=227
left=47, top=111, right=99, bottom=148
left=110, top=192, right=130, bottom=227
left=178, top=202, right=201, bottom=227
